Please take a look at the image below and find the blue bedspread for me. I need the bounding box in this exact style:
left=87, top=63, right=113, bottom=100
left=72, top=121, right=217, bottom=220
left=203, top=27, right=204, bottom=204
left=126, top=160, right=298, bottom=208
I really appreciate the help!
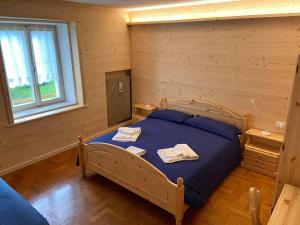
left=0, top=178, right=49, bottom=225
left=91, top=118, right=241, bottom=208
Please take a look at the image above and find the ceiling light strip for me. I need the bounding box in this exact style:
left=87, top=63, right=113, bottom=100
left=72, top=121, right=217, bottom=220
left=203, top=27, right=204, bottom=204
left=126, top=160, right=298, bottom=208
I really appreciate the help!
left=128, top=0, right=239, bottom=12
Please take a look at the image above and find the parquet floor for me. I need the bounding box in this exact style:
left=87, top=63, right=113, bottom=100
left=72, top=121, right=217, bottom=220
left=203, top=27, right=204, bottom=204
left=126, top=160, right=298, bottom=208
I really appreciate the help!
left=3, top=148, right=275, bottom=225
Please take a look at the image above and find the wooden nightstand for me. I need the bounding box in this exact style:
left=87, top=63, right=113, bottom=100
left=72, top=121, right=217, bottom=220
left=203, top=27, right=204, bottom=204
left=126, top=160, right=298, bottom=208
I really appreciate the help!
left=242, top=128, right=284, bottom=178
left=132, top=103, right=158, bottom=120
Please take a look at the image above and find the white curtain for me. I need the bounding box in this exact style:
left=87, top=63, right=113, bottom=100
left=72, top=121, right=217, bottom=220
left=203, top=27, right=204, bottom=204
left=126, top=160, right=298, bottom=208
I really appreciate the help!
left=0, top=28, right=59, bottom=88
left=0, top=29, right=33, bottom=88
left=31, top=30, right=59, bottom=85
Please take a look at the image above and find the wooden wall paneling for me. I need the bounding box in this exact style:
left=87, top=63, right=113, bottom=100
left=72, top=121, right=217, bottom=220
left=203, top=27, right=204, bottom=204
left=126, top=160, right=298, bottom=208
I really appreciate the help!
left=274, top=55, right=300, bottom=205
left=130, top=17, right=300, bottom=134
left=0, top=0, right=130, bottom=175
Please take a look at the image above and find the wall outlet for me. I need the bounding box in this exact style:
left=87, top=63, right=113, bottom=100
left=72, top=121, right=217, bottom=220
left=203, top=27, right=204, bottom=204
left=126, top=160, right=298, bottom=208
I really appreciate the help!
left=275, top=121, right=285, bottom=129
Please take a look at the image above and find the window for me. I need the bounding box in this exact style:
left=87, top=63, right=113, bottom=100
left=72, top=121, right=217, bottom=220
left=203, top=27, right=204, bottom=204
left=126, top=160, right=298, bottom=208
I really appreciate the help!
left=0, top=19, right=84, bottom=124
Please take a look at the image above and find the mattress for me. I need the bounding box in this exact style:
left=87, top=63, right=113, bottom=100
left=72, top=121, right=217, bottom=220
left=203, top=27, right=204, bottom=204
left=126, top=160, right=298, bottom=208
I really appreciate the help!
left=91, top=117, right=241, bottom=208
left=0, top=178, right=49, bottom=225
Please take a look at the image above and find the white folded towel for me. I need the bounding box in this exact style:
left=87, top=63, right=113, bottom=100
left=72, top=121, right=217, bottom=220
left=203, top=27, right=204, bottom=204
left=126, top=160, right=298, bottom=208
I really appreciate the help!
left=118, top=127, right=141, bottom=135
left=126, top=146, right=146, bottom=156
left=157, top=144, right=199, bottom=163
left=112, top=127, right=141, bottom=142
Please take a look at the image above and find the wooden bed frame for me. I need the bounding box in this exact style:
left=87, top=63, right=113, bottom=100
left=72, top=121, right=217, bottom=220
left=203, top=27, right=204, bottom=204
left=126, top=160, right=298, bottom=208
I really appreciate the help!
left=78, top=99, right=247, bottom=225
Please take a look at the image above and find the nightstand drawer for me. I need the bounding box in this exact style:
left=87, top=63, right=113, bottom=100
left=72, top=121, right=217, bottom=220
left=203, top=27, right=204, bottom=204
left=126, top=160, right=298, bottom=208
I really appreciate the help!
left=244, top=147, right=279, bottom=164
left=243, top=155, right=277, bottom=172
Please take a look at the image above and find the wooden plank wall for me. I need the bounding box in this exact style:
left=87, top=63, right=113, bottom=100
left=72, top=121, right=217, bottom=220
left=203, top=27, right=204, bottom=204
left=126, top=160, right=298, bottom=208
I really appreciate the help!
left=0, top=0, right=130, bottom=174
left=130, top=17, right=300, bottom=134
left=274, top=55, right=300, bottom=203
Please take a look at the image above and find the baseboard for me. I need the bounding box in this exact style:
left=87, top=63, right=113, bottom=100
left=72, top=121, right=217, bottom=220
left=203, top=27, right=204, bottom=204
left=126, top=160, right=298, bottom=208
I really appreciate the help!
left=0, top=142, right=77, bottom=176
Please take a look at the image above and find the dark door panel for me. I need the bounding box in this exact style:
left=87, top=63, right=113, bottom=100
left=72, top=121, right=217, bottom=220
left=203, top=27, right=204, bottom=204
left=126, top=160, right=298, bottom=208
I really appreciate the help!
left=106, top=70, right=131, bottom=127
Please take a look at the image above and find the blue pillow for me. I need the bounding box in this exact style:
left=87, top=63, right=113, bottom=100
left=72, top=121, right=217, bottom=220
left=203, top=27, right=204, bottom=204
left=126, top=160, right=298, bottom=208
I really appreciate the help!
left=184, top=116, right=241, bottom=140
left=148, top=109, right=192, bottom=123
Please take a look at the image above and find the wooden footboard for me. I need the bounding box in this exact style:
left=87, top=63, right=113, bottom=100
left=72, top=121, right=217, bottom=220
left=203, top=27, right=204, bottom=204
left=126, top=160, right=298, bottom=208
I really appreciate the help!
left=78, top=138, right=187, bottom=225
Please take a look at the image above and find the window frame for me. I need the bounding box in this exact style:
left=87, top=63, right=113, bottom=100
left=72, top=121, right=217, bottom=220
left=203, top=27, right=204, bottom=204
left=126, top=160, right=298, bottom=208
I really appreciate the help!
left=0, top=18, right=85, bottom=126
left=0, top=23, right=66, bottom=113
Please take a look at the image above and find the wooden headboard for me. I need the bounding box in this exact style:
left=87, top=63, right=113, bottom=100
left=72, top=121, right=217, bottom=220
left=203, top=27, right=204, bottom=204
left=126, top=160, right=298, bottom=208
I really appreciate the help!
left=160, top=98, right=248, bottom=133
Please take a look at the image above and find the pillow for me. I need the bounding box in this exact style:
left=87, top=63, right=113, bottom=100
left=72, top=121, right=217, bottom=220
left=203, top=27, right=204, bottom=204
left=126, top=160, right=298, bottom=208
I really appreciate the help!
left=184, top=116, right=241, bottom=140
left=148, top=109, right=192, bottom=123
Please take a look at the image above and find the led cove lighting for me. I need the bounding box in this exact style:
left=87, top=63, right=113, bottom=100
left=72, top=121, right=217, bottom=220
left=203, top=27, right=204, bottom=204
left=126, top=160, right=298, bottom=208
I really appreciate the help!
left=128, top=0, right=239, bottom=12
left=129, top=4, right=300, bottom=24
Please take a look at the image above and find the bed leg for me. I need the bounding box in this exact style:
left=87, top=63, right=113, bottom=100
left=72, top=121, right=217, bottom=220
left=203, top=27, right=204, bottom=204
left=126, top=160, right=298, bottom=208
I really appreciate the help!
left=175, top=216, right=183, bottom=225
left=175, top=177, right=184, bottom=225
left=78, top=136, right=86, bottom=178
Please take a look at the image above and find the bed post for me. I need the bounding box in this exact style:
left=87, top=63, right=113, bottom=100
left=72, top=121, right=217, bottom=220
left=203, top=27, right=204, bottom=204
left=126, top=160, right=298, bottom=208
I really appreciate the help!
left=160, top=98, right=168, bottom=109
left=175, top=177, right=184, bottom=225
left=78, top=136, right=86, bottom=178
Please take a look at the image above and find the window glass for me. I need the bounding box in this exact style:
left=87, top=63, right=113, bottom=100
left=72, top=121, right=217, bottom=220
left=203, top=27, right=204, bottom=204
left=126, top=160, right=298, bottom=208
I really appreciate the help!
left=0, top=29, right=36, bottom=106
left=30, top=29, right=62, bottom=101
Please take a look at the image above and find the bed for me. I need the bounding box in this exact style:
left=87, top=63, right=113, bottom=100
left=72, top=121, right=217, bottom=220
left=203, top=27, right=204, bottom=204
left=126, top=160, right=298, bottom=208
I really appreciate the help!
left=0, top=178, right=49, bottom=225
left=78, top=99, right=247, bottom=225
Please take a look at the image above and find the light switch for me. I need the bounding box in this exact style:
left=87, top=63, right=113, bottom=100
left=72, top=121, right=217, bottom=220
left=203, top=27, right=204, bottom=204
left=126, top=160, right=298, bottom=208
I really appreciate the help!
left=275, top=121, right=285, bottom=129
left=118, top=81, right=124, bottom=93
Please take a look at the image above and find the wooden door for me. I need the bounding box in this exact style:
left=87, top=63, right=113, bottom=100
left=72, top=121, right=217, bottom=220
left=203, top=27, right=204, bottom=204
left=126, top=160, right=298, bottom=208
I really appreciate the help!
left=273, top=55, right=300, bottom=205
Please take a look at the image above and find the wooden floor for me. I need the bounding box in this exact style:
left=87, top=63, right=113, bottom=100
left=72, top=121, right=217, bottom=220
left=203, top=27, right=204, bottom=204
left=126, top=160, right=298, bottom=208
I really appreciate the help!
left=3, top=148, right=275, bottom=225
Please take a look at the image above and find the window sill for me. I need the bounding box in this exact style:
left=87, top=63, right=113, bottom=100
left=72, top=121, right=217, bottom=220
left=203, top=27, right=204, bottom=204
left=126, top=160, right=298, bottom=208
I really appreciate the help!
left=6, top=103, right=88, bottom=127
